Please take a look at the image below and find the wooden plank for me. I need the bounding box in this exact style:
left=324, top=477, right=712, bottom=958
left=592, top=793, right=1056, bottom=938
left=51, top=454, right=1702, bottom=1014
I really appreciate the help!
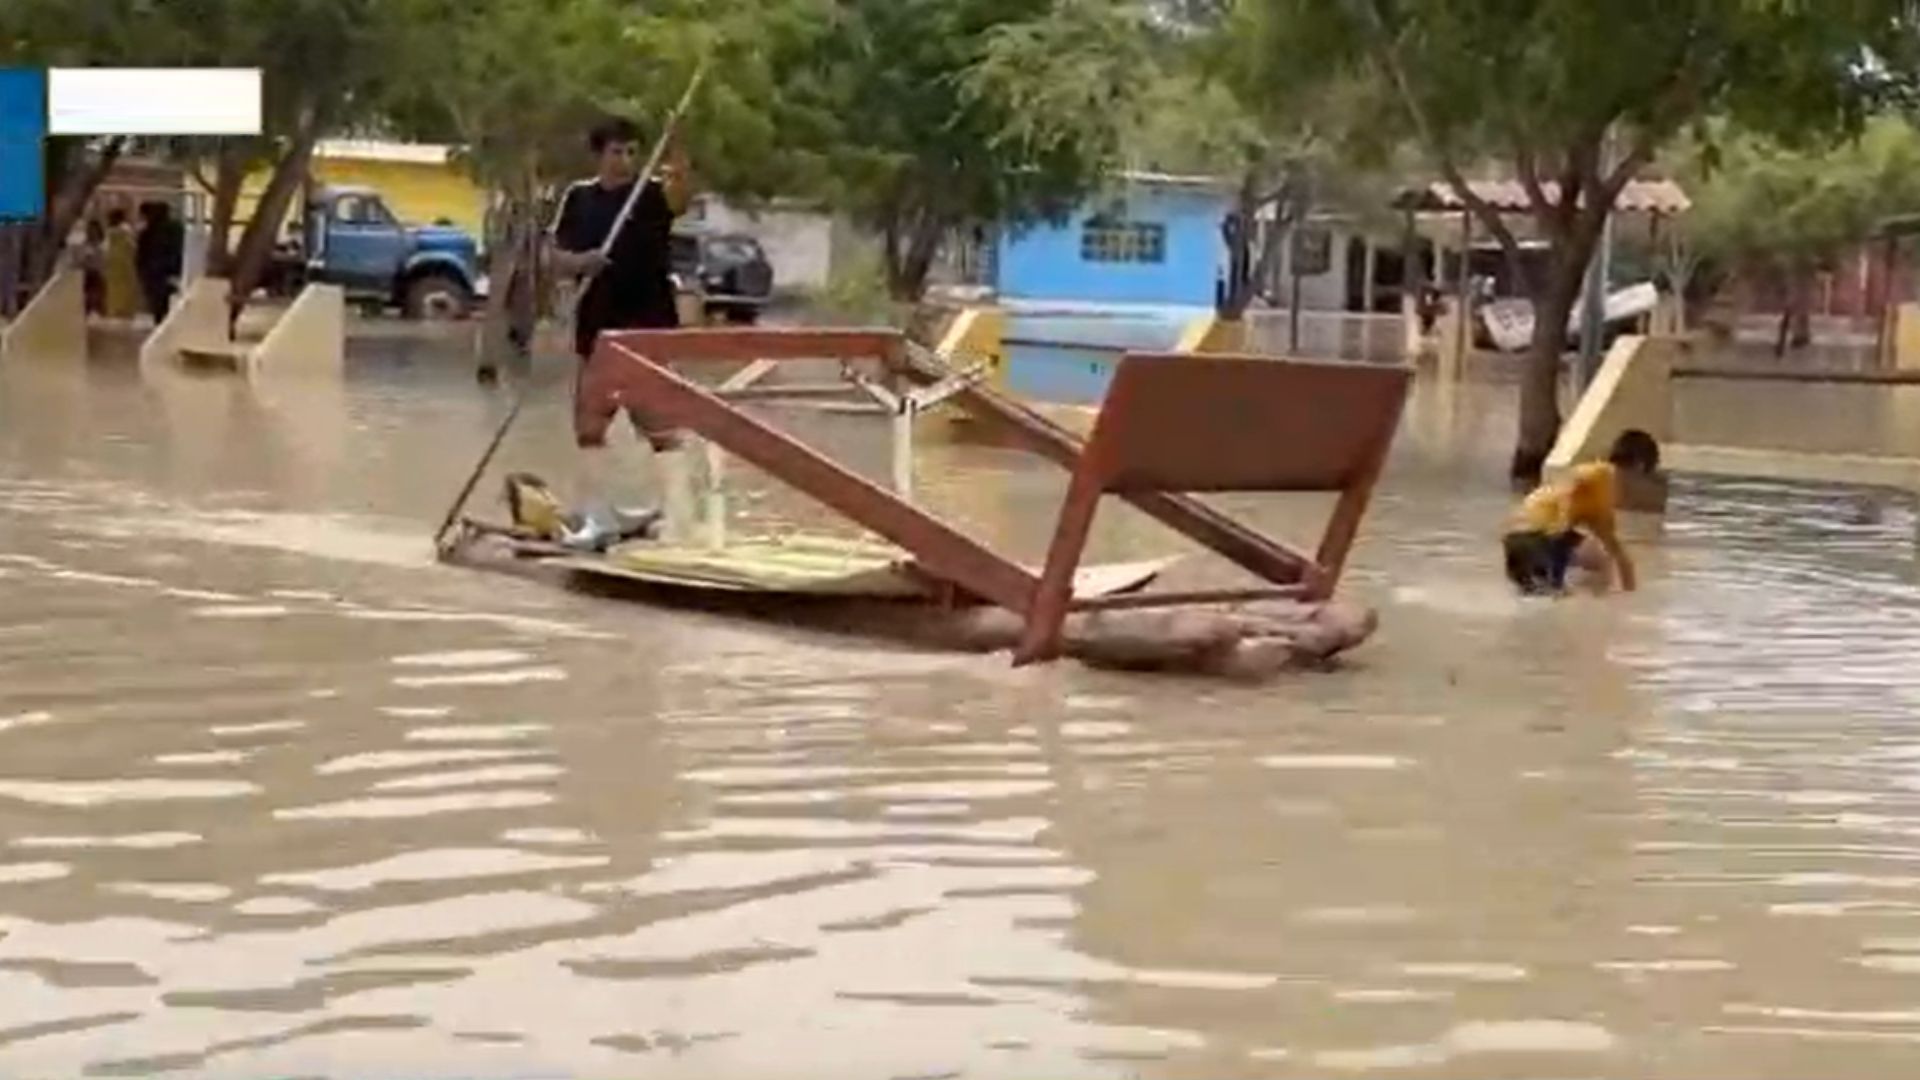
left=520, top=533, right=1170, bottom=601
left=596, top=541, right=920, bottom=596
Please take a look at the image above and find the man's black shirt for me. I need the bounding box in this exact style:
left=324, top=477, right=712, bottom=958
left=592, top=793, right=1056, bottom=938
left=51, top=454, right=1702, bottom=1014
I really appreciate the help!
left=549, top=176, right=679, bottom=355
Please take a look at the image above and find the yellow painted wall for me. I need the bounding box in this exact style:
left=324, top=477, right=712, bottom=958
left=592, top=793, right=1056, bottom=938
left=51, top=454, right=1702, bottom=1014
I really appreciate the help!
left=1891, top=302, right=1920, bottom=371
left=225, top=157, right=488, bottom=241
left=310, top=158, right=487, bottom=235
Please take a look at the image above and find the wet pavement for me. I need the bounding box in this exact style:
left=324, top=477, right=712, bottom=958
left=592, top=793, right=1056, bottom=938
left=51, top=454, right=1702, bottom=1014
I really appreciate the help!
left=2, top=323, right=1920, bottom=1077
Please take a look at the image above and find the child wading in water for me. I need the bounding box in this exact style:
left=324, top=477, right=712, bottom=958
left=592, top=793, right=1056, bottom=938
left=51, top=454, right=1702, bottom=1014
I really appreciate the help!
left=1503, top=430, right=1660, bottom=596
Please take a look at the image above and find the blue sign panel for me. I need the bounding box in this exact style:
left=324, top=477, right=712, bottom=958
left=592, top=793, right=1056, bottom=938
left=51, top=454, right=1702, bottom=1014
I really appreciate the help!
left=0, top=68, right=47, bottom=220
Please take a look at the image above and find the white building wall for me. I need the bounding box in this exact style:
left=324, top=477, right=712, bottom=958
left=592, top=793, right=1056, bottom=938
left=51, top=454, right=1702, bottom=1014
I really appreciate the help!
left=1272, top=219, right=1354, bottom=312
left=689, top=196, right=835, bottom=294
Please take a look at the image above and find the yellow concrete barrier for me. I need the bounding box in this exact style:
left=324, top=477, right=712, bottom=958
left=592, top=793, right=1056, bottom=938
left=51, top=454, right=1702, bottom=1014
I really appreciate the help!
left=1890, top=302, right=1920, bottom=370
left=1174, top=312, right=1246, bottom=355
left=142, top=280, right=346, bottom=381
left=140, top=276, right=233, bottom=370
left=0, top=267, right=87, bottom=364
left=936, top=305, right=1006, bottom=387
left=1546, top=334, right=1675, bottom=477
left=247, top=284, right=345, bottom=378
left=919, top=305, right=1009, bottom=443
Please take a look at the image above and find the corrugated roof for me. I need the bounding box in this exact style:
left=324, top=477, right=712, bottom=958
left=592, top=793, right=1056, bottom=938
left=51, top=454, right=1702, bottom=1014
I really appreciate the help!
left=1392, top=178, right=1690, bottom=215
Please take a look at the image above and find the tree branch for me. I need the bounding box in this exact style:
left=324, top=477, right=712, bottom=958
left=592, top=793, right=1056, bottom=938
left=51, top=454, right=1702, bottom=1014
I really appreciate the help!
left=1603, top=133, right=1659, bottom=206
left=1343, top=0, right=1526, bottom=285
left=186, top=158, right=217, bottom=196
left=1515, top=144, right=1548, bottom=223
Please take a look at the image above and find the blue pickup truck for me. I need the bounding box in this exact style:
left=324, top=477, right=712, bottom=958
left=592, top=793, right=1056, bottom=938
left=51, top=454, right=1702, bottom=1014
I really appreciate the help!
left=273, top=186, right=483, bottom=319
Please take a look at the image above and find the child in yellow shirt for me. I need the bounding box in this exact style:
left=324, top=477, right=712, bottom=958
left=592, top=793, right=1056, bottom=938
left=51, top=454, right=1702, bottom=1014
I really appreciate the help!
left=1503, top=430, right=1658, bottom=595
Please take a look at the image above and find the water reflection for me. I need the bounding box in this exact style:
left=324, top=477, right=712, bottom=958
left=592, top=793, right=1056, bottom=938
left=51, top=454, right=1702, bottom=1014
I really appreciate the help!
left=1, top=332, right=1920, bottom=1076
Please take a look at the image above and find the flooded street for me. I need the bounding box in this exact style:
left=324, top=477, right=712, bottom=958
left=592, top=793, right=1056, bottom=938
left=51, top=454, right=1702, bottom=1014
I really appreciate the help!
left=5, top=328, right=1920, bottom=1078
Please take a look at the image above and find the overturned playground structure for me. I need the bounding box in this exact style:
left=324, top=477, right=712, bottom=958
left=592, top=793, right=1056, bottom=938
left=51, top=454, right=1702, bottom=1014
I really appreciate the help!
left=441, top=328, right=1412, bottom=678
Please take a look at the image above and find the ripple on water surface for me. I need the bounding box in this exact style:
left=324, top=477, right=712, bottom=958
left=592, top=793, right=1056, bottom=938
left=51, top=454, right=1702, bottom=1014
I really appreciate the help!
left=6, top=379, right=1920, bottom=1076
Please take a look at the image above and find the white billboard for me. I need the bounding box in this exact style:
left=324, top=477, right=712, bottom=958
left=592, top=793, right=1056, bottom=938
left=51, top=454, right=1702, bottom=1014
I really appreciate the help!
left=48, top=68, right=262, bottom=136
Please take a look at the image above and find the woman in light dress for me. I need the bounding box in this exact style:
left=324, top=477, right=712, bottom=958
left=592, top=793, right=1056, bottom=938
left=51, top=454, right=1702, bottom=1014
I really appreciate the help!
left=101, top=206, right=142, bottom=320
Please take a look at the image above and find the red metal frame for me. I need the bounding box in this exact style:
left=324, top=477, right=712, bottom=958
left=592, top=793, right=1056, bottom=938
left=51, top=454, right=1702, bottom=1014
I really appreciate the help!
left=587, top=328, right=1410, bottom=666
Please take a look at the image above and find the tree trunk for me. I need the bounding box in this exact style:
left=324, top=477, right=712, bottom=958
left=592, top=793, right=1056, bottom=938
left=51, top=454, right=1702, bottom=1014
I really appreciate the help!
left=884, top=212, right=945, bottom=302
left=30, top=136, right=126, bottom=287
left=1512, top=236, right=1598, bottom=485
left=479, top=181, right=540, bottom=379
left=508, top=173, right=542, bottom=369
left=1217, top=174, right=1259, bottom=319
left=227, top=123, right=322, bottom=320
left=203, top=143, right=248, bottom=278
left=0, top=222, right=24, bottom=317
left=1787, top=271, right=1813, bottom=349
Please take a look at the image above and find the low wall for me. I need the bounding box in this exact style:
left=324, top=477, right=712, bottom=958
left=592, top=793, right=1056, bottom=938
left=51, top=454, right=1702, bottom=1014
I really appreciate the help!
left=246, top=284, right=344, bottom=377
left=0, top=266, right=86, bottom=364
left=1553, top=332, right=1920, bottom=500
left=140, top=276, right=231, bottom=369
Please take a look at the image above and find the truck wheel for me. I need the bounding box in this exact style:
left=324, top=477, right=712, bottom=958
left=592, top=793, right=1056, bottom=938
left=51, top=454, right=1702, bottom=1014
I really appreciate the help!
left=404, top=273, right=471, bottom=320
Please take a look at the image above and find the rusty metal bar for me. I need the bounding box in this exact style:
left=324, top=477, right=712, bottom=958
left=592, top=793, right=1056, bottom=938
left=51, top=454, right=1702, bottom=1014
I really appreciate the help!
left=585, top=337, right=1038, bottom=612
left=1315, top=378, right=1408, bottom=585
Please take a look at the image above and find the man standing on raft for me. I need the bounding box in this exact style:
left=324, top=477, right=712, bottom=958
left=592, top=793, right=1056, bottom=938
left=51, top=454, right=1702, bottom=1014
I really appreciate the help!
left=547, top=115, right=692, bottom=548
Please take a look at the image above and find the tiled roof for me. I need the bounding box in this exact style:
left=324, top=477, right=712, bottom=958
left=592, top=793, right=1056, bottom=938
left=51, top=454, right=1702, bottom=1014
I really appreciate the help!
left=1392, top=178, right=1690, bottom=214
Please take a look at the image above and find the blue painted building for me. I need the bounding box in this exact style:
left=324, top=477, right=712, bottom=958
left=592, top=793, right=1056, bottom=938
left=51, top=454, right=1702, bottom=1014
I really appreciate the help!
left=988, top=173, right=1228, bottom=402
left=995, top=173, right=1230, bottom=308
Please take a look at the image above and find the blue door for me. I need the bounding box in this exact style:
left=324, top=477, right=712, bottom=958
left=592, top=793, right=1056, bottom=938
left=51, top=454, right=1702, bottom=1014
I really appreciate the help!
left=321, top=193, right=406, bottom=295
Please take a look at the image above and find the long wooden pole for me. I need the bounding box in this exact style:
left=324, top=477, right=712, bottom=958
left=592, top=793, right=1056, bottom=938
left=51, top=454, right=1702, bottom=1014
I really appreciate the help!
left=433, top=62, right=710, bottom=557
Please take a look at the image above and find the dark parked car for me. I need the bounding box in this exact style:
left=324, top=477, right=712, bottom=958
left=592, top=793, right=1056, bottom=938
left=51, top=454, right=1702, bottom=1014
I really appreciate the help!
left=671, top=226, right=773, bottom=324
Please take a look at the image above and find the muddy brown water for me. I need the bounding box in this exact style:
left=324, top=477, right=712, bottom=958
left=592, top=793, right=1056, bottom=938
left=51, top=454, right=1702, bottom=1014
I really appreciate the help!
left=2, top=327, right=1920, bottom=1077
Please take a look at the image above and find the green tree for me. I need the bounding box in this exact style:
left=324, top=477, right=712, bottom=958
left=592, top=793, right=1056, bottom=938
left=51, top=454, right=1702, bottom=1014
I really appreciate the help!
left=793, top=0, right=1149, bottom=300
left=0, top=0, right=157, bottom=296
left=381, top=0, right=814, bottom=361
left=10, top=0, right=423, bottom=314
left=1241, top=0, right=1914, bottom=481
left=1131, top=3, right=1408, bottom=320
left=380, top=0, right=652, bottom=362
left=1685, top=115, right=1920, bottom=352
left=213, top=0, right=419, bottom=314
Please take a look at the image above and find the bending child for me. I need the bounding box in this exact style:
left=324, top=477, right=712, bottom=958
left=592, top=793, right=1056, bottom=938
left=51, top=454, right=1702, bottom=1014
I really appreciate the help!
left=1502, top=430, right=1660, bottom=596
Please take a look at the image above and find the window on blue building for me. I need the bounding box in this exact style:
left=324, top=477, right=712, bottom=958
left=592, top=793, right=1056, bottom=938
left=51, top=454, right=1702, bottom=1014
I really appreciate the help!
left=1080, top=217, right=1165, bottom=264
